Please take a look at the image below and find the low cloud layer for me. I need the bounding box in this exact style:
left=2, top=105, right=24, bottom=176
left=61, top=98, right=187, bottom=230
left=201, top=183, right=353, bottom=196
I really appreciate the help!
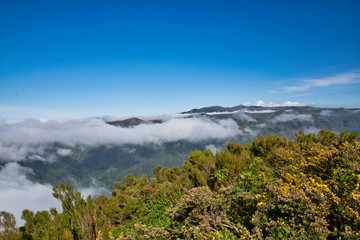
left=319, top=110, right=334, bottom=117
left=243, top=127, right=260, bottom=136
left=206, top=111, right=237, bottom=115
left=303, top=126, right=322, bottom=134
left=270, top=113, right=314, bottom=123
left=245, top=109, right=276, bottom=114
left=0, top=162, right=109, bottom=227
left=205, top=144, right=221, bottom=154
left=0, top=115, right=240, bottom=162
left=234, top=110, right=257, bottom=122
left=0, top=163, right=61, bottom=226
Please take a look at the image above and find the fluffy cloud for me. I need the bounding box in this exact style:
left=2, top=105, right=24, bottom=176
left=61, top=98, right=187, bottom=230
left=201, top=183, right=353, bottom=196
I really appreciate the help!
left=205, top=144, right=220, bottom=154
left=0, top=116, right=240, bottom=162
left=270, top=113, right=314, bottom=123
left=0, top=163, right=61, bottom=227
left=243, top=127, right=260, bottom=136
left=255, top=100, right=306, bottom=107
left=0, top=143, right=61, bottom=163
left=319, top=110, right=334, bottom=117
left=57, top=148, right=72, bottom=156
left=233, top=110, right=257, bottom=122
left=303, top=126, right=322, bottom=134
left=0, top=162, right=109, bottom=227
left=206, top=111, right=237, bottom=115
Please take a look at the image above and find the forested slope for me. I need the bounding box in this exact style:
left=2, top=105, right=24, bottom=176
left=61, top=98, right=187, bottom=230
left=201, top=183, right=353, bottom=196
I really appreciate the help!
left=1, top=130, right=359, bottom=239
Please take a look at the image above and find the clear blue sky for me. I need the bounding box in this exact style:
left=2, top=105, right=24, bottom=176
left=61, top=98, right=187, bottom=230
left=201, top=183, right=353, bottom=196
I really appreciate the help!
left=1, top=0, right=360, bottom=119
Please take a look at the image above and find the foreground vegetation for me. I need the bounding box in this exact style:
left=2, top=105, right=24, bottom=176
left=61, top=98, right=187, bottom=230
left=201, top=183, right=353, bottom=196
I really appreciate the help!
left=1, top=130, right=360, bottom=239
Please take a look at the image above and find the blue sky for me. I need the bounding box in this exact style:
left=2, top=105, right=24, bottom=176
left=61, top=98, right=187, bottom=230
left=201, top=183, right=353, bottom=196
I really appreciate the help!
left=1, top=0, right=360, bottom=119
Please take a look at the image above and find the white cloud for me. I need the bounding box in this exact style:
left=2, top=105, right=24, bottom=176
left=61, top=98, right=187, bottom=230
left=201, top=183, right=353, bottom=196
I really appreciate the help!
left=205, top=144, right=220, bottom=154
left=245, top=109, right=276, bottom=114
left=256, top=123, right=266, bottom=128
left=0, top=144, right=32, bottom=162
left=270, top=113, right=314, bottom=123
left=206, top=111, right=237, bottom=115
left=123, top=147, right=136, bottom=154
left=0, top=163, right=61, bottom=227
left=281, top=71, right=360, bottom=92
left=234, top=110, right=257, bottom=122
left=77, top=178, right=110, bottom=198
left=0, top=116, right=240, bottom=162
left=319, top=110, right=334, bottom=117
left=0, top=162, right=110, bottom=227
left=303, top=126, right=321, bottom=134
left=57, top=148, right=72, bottom=156
left=243, top=127, right=259, bottom=136
left=255, top=100, right=307, bottom=107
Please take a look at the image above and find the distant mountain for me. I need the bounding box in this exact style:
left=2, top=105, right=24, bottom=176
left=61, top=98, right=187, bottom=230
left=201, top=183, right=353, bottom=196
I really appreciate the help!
left=108, top=105, right=360, bottom=139
left=107, top=117, right=163, bottom=127
left=1, top=105, right=360, bottom=190
left=182, top=105, right=247, bottom=113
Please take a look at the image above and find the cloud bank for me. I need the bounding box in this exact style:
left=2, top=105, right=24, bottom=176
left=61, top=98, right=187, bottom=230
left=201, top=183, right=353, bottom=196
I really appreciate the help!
left=233, top=110, right=257, bottom=122
left=0, top=115, right=239, bottom=224
left=319, top=110, right=334, bottom=117
left=0, top=162, right=109, bottom=227
left=0, top=163, right=61, bottom=226
left=270, top=113, right=314, bottom=123
left=0, top=116, right=240, bottom=162
left=245, top=109, right=276, bottom=114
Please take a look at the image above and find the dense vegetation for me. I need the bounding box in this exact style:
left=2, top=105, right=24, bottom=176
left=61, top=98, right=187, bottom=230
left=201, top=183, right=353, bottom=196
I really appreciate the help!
left=1, top=130, right=360, bottom=239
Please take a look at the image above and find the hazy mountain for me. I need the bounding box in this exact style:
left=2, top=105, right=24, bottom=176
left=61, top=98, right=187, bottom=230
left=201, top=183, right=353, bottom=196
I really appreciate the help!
left=1, top=105, right=360, bottom=190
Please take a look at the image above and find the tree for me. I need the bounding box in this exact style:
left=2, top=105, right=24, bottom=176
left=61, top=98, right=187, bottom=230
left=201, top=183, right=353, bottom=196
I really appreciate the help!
left=0, top=211, right=18, bottom=240
left=52, top=183, right=98, bottom=240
